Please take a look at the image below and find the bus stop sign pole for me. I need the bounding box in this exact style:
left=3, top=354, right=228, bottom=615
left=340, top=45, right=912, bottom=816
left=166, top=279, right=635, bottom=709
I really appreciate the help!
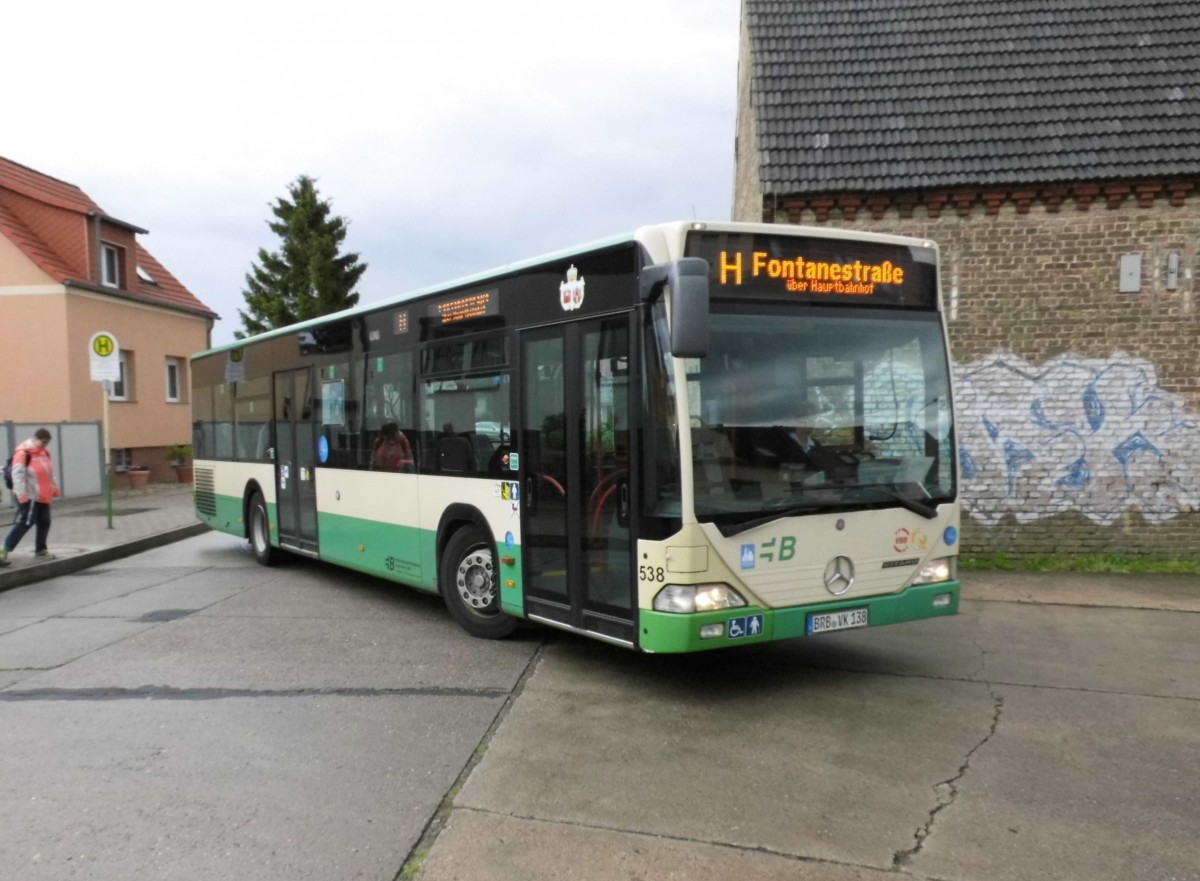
left=88, top=332, right=120, bottom=530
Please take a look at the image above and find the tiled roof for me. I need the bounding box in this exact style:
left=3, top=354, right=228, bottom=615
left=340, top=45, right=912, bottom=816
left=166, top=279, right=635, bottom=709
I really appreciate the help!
left=132, top=244, right=212, bottom=315
left=745, top=0, right=1200, bottom=195
left=0, top=156, right=216, bottom=317
left=0, top=156, right=101, bottom=214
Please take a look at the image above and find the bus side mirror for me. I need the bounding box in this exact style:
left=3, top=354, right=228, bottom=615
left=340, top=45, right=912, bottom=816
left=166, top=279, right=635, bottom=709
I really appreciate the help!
left=642, top=258, right=709, bottom=358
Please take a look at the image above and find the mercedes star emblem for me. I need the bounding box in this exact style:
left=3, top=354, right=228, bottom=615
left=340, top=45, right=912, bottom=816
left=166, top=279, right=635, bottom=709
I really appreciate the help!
left=823, top=555, right=855, bottom=596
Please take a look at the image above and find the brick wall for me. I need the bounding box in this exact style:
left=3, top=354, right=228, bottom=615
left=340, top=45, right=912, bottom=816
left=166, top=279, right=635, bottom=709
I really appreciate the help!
left=759, top=184, right=1200, bottom=559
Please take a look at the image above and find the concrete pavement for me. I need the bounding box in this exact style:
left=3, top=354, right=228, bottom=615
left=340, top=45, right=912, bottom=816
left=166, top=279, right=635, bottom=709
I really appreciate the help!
left=1, top=495, right=1198, bottom=880
left=0, top=483, right=207, bottom=591
left=418, top=572, right=1200, bottom=881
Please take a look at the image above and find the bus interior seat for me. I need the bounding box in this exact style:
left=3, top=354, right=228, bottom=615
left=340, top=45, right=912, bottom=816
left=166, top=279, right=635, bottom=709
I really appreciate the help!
left=433, top=393, right=478, bottom=473
left=438, top=434, right=476, bottom=473
left=474, top=433, right=494, bottom=462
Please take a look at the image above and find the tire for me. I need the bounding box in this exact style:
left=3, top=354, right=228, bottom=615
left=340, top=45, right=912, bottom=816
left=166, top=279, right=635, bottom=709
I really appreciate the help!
left=440, top=527, right=517, bottom=639
left=248, top=492, right=278, bottom=566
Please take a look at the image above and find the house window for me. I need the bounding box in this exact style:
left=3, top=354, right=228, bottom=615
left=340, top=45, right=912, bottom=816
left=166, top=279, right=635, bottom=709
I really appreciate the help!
left=111, top=448, right=132, bottom=472
left=109, top=351, right=133, bottom=401
left=101, top=244, right=121, bottom=288
left=136, top=265, right=157, bottom=285
left=166, top=357, right=184, bottom=403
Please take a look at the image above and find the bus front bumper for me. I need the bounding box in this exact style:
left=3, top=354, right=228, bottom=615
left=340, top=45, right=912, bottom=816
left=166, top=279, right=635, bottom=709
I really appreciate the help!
left=638, top=581, right=960, bottom=654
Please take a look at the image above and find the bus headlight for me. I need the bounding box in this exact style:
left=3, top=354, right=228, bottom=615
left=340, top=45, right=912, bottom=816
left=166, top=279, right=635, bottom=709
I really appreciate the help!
left=653, top=583, right=748, bottom=614
left=911, top=557, right=956, bottom=585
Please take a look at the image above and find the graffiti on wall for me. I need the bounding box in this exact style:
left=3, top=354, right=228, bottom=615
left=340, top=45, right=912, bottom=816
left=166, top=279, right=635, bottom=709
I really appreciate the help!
left=956, top=352, right=1200, bottom=525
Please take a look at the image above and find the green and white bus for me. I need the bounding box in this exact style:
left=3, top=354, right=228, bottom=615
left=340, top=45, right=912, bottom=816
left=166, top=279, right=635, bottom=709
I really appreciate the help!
left=191, top=221, right=960, bottom=652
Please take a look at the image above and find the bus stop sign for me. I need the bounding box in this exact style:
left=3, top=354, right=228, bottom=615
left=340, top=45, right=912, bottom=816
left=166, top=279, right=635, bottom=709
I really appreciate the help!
left=89, top=331, right=121, bottom=382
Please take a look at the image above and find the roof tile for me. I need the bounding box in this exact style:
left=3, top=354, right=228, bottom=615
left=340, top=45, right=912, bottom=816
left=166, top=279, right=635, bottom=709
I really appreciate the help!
left=745, top=0, right=1200, bottom=193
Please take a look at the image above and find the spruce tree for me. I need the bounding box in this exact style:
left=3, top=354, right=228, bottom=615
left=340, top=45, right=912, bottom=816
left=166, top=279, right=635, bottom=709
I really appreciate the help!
left=237, top=175, right=367, bottom=338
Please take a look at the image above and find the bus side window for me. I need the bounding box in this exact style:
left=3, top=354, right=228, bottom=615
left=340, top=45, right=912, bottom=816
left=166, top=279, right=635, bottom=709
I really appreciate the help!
left=364, top=350, right=417, bottom=471
left=420, top=374, right=510, bottom=477
left=427, top=386, right=477, bottom=473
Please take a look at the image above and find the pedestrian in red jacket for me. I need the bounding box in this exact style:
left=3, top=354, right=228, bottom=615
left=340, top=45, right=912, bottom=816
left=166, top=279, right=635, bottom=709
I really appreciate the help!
left=372, top=422, right=414, bottom=473
left=1, top=428, right=61, bottom=564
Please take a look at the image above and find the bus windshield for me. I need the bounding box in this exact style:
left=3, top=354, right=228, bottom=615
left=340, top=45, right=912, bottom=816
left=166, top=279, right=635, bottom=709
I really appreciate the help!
left=678, top=304, right=955, bottom=531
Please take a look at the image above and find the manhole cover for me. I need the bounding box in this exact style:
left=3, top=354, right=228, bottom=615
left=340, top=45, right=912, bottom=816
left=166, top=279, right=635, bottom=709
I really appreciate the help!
left=134, top=609, right=195, bottom=623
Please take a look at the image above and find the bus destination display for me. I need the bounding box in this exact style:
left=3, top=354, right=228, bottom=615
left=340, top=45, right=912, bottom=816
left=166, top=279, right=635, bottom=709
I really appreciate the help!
left=686, top=232, right=937, bottom=309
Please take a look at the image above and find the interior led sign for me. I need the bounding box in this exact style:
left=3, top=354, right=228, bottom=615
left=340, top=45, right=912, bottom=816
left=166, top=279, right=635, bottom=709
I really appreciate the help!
left=429, top=289, right=498, bottom=325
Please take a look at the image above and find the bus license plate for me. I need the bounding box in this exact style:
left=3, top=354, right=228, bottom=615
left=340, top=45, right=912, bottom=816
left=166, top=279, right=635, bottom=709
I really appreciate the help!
left=807, top=608, right=869, bottom=635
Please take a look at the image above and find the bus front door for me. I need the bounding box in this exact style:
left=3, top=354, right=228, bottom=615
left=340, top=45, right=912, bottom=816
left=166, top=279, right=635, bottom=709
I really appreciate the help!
left=520, top=316, right=635, bottom=646
left=273, top=367, right=319, bottom=555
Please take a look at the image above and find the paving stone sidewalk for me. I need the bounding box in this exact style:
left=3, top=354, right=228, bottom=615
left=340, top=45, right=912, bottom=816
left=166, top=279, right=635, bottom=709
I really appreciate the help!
left=0, top=483, right=207, bottom=591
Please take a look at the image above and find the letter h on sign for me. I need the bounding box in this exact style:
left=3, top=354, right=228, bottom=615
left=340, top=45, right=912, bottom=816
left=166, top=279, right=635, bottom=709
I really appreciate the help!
left=719, top=251, right=743, bottom=286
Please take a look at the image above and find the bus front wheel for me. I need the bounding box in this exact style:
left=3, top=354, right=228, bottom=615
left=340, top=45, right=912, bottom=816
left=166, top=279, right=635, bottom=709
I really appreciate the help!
left=248, top=492, right=277, bottom=567
left=440, top=527, right=517, bottom=639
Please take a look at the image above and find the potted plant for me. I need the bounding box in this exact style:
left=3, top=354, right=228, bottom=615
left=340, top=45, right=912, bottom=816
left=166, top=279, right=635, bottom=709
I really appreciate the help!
left=164, top=444, right=194, bottom=484
left=126, top=464, right=151, bottom=489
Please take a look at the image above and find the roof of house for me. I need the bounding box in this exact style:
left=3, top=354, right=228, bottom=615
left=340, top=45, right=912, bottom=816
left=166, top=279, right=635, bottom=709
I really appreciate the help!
left=0, top=156, right=217, bottom=318
left=744, top=0, right=1200, bottom=196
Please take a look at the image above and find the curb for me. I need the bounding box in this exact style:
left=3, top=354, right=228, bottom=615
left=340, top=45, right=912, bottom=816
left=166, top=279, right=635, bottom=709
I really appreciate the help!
left=0, top=522, right=211, bottom=593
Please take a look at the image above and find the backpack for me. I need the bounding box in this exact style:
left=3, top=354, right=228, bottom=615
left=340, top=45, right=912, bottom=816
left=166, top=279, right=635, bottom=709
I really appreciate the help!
left=3, top=451, right=30, bottom=490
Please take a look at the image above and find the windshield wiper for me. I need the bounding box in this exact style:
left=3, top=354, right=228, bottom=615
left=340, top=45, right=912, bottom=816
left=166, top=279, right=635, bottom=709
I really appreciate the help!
left=879, top=488, right=939, bottom=520
left=715, top=504, right=820, bottom=537
left=714, top=488, right=939, bottom=537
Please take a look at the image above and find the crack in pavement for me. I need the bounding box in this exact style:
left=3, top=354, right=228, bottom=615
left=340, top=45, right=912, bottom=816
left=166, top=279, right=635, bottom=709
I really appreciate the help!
left=893, top=684, right=1004, bottom=869
left=452, top=805, right=891, bottom=874
left=798, top=660, right=1200, bottom=703
left=0, top=685, right=510, bottom=702
left=971, top=639, right=988, bottom=679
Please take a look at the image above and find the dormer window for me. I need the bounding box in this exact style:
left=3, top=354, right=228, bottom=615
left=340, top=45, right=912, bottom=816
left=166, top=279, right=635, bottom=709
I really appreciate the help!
left=101, top=244, right=121, bottom=288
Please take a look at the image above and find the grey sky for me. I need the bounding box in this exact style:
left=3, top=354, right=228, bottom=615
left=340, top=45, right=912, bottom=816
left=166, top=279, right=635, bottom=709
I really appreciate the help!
left=4, top=0, right=739, bottom=346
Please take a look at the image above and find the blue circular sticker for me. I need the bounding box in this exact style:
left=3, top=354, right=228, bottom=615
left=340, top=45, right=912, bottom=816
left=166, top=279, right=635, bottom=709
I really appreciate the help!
left=943, top=526, right=958, bottom=547
left=318, top=436, right=330, bottom=463
left=505, top=531, right=515, bottom=549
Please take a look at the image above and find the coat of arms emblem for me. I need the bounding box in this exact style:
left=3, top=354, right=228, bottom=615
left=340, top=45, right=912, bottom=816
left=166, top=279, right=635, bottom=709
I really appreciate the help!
left=559, top=265, right=585, bottom=311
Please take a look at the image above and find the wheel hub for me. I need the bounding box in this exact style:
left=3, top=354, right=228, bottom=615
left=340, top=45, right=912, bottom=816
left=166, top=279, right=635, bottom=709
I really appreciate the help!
left=457, top=551, right=495, bottom=610
left=253, top=510, right=267, bottom=549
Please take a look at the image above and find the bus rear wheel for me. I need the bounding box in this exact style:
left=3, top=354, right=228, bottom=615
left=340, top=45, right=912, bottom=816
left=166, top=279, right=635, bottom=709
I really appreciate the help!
left=441, top=527, right=517, bottom=639
left=248, top=492, right=277, bottom=566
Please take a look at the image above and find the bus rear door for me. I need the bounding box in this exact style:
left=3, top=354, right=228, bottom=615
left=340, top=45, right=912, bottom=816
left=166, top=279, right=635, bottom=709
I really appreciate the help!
left=273, top=367, right=319, bottom=555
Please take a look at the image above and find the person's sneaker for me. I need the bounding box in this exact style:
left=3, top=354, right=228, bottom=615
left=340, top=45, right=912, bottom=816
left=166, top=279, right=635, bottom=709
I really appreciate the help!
left=34, top=551, right=56, bottom=560
left=0, top=548, right=9, bottom=567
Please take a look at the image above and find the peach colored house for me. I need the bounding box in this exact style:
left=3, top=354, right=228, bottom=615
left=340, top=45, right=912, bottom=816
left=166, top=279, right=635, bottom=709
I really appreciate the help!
left=0, top=156, right=217, bottom=484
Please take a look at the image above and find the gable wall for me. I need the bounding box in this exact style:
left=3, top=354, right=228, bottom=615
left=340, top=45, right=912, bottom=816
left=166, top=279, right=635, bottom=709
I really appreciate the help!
left=1, top=189, right=89, bottom=279
left=0, top=291, right=73, bottom=419
left=748, top=186, right=1200, bottom=559
left=0, top=231, right=56, bottom=287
